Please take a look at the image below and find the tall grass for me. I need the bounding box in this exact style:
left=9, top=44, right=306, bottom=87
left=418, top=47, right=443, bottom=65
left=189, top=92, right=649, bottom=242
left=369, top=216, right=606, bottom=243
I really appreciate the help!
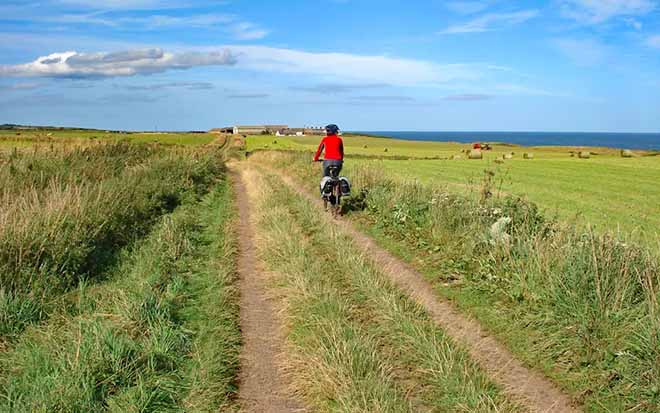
left=251, top=167, right=521, bottom=411
left=0, top=181, right=240, bottom=412
left=0, top=143, right=225, bottom=341
left=251, top=150, right=660, bottom=412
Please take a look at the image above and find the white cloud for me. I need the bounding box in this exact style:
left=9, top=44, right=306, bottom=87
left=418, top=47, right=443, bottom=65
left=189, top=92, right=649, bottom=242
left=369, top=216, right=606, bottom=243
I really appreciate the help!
left=0, top=48, right=237, bottom=78
left=55, top=0, right=188, bottom=10
left=30, top=12, right=269, bottom=40
left=227, top=22, right=269, bottom=40
left=560, top=0, right=655, bottom=24
left=554, top=38, right=610, bottom=66
left=441, top=10, right=539, bottom=34
left=224, top=45, right=482, bottom=86
left=445, top=1, right=490, bottom=15
left=50, top=13, right=235, bottom=28
left=0, top=46, right=490, bottom=87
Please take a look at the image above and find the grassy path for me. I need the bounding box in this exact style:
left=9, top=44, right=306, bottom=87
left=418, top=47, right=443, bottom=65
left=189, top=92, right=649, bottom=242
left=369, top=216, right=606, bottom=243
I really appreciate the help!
left=240, top=163, right=536, bottom=412
left=271, top=168, right=578, bottom=413
left=231, top=165, right=305, bottom=412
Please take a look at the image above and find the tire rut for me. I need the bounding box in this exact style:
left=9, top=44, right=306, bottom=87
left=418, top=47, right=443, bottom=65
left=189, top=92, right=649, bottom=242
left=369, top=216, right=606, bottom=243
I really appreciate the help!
left=230, top=165, right=305, bottom=413
left=273, top=169, right=580, bottom=413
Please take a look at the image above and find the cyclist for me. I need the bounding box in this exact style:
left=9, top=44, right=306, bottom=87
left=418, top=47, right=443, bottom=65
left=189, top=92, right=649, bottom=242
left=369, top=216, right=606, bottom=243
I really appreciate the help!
left=313, top=124, right=344, bottom=177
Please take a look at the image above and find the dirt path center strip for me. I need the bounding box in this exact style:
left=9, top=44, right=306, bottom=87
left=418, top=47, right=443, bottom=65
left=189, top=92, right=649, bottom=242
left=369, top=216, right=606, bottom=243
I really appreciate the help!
left=231, top=166, right=304, bottom=413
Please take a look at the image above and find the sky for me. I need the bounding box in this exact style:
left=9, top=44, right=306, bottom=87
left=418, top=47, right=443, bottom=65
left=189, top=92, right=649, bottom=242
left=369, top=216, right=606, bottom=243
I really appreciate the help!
left=0, top=0, right=659, bottom=132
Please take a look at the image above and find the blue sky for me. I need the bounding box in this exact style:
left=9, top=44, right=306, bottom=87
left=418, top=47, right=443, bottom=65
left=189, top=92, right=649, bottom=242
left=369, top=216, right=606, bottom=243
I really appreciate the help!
left=1, top=0, right=659, bottom=132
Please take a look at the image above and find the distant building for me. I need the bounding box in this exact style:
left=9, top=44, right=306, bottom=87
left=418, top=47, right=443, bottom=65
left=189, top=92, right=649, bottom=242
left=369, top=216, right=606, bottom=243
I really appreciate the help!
left=304, top=127, right=326, bottom=136
left=211, top=124, right=326, bottom=136
left=233, top=125, right=288, bottom=135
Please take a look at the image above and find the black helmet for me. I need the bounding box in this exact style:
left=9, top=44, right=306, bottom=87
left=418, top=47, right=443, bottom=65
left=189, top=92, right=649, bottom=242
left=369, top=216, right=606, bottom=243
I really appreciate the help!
left=325, top=124, right=340, bottom=135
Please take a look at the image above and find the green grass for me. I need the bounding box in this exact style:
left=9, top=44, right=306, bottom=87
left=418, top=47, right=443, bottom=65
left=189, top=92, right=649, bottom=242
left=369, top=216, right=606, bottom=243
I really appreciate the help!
left=246, top=134, right=660, bottom=240
left=246, top=133, right=651, bottom=159
left=357, top=157, right=660, bottom=238
left=250, top=165, right=521, bottom=412
left=0, top=143, right=226, bottom=341
left=0, top=129, right=215, bottom=146
left=0, top=180, right=240, bottom=412
left=249, top=150, right=660, bottom=412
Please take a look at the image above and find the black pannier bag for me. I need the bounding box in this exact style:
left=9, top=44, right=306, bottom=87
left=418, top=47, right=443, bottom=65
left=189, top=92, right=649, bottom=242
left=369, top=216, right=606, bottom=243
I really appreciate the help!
left=339, top=177, right=351, bottom=196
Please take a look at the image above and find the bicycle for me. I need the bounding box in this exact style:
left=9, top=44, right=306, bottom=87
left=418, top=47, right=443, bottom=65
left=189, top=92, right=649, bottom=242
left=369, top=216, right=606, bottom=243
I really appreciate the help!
left=316, top=161, right=345, bottom=218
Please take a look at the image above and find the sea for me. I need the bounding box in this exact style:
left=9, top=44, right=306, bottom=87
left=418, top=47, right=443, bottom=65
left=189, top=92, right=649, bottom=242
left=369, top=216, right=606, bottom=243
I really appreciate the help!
left=355, top=131, right=660, bottom=150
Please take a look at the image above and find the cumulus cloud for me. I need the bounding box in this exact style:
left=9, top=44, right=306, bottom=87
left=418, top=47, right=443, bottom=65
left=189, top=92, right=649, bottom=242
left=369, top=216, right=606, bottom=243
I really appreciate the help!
left=441, top=10, right=539, bottom=34
left=1, top=46, right=489, bottom=87
left=559, top=0, right=655, bottom=24
left=0, top=48, right=237, bottom=78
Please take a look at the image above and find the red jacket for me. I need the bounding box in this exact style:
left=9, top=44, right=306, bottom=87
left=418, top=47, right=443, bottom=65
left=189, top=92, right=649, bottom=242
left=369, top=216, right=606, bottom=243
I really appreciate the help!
left=314, top=135, right=344, bottom=161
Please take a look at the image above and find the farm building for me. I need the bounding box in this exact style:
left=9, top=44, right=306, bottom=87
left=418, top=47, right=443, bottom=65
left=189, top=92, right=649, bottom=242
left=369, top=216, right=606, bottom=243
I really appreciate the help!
left=210, top=125, right=287, bottom=135
left=212, top=125, right=326, bottom=136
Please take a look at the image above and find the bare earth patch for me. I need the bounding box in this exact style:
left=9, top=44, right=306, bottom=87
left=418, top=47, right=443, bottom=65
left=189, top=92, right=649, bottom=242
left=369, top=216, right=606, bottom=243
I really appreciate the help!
left=230, top=165, right=305, bottom=413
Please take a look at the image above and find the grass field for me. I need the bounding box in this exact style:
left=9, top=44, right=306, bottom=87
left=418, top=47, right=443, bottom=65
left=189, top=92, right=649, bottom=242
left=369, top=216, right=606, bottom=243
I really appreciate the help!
left=248, top=134, right=660, bottom=240
left=3, top=128, right=659, bottom=411
left=241, top=164, right=523, bottom=412
left=0, top=136, right=241, bottom=411
left=0, top=129, right=215, bottom=146
left=250, top=149, right=660, bottom=412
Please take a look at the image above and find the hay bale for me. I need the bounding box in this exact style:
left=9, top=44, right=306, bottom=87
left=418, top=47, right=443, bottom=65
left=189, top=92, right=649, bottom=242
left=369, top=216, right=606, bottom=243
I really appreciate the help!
left=523, top=153, right=534, bottom=159
left=503, top=153, right=513, bottom=160
left=578, top=151, right=590, bottom=159
left=451, top=154, right=462, bottom=160
left=468, top=149, right=483, bottom=159
left=621, top=149, right=634, bottom=158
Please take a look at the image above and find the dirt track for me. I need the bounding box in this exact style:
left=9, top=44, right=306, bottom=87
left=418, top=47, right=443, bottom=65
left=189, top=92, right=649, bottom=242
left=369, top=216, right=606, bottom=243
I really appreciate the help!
left=231, top=166, right=304, bottom=413
left=274, top=169, right=579, bottom=413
